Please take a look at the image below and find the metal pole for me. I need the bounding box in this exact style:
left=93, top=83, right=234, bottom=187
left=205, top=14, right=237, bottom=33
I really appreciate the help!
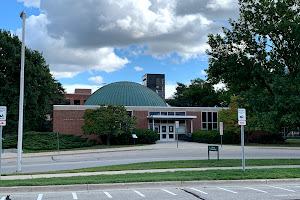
left=176, top=128, right=178, bottom=148
left=221, top=135, right=223, bottom=147
left=241, top=125, right=245, bottom=172
left=0, top=126, right=3, bottom=178
left=56, top=128, right=59, bottom=153
left=17, top=10, right=26, bottom=172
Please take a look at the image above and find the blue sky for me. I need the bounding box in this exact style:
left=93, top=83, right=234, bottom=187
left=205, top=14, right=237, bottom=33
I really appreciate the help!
left=0, top=0, right=239, bottom=98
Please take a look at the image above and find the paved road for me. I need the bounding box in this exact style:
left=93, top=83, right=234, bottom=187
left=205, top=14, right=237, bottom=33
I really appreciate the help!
left=1, top=182, right=300, bottom=200
left=2, top=142, right=300, bottom=174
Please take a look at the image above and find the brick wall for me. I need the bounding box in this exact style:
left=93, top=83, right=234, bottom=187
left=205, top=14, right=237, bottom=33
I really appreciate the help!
left=186, top=111, right=202, bottom=132
left=133, top=111, right=148, bottom=129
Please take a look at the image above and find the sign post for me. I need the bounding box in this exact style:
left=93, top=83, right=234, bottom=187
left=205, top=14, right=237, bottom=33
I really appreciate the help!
left=238, top=108, right=246, bottom=172
left=219, top=122, right=223, bottom=147
left=175, top=121, right=179, bottom=148
left=0, top=106, right=7, bottom=178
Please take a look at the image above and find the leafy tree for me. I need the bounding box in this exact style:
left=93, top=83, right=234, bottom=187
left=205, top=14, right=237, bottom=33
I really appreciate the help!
left=167, top=79, right=229, bottom=107
left=82, top=104, right=137, bottom=145
left=0, top=30, right=66, bottom=134
left=206, top=0, right=300, bottom=133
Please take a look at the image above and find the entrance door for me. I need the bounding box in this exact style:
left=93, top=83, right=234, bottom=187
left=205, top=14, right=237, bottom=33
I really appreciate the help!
left=160, top=124, right=175, bottom=141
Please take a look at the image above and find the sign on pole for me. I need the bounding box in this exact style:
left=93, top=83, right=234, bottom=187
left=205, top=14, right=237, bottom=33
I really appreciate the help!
left=219, top=122, right=223, bottom=136
left=0, top=106, right=7, bottom=178
left=0, top=106, right=7, bottom=126
left=238, top=108, right=246, bottom=172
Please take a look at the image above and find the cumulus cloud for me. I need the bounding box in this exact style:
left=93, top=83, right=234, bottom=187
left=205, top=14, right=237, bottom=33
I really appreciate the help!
left=88, top=76, right=104, bottom=84
left=134, top=66, right=143, bottom=71
left=165, top=84, right=177, bottom=99
left=18, top=0, right=40, bottom=8
left=19, top=0, right=239, bottom=78
left=17, top=14, right=129, bottom=79
left=200, top=70, right=207, bottom=75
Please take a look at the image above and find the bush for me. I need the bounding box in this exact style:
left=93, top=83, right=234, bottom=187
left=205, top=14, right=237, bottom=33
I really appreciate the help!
left=248, top=131, right=285, bottom=144
left=110, top=129, right=159, bottom=145
left=192, top=130, right=240, bottom=144
left=3, top=131, right=96, bottom=150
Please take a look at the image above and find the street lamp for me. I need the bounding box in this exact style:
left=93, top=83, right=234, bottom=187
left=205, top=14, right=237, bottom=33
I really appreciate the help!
left=17, top=10, right=26, bottom=172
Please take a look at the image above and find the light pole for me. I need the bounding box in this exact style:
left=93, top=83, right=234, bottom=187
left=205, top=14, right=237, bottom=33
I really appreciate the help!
left=17, top=10, right=26, bottom=172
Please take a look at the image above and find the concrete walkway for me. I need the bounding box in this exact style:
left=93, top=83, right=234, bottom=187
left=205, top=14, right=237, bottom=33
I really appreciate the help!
left=1, top=165, right=300, bottom=180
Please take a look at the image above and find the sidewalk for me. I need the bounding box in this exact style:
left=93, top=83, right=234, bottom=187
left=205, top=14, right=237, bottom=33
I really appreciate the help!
left=1, top=165, right=300, bottom=180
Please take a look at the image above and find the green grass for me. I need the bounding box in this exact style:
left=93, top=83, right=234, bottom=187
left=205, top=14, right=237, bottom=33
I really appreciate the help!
left=8, top=159, right=300, bottom=176
left=1, top=168, right=299, bottom=187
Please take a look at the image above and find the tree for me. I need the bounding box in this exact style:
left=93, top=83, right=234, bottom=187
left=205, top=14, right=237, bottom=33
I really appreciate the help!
left=82, top=104, right=137, bottom=145
left=0, top=30, right=66, bottom=134
left=167, top=79, right=229, bottom=107
left=206, top=0, right=300, bottom=133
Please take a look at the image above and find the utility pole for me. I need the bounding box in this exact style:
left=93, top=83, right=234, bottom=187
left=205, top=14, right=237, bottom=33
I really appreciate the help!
left=17, top=10, right=26, bottom=172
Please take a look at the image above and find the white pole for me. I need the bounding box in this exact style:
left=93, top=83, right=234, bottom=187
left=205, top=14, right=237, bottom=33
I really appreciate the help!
left=17, top=10, right=26, bottom=172
left=0, top=126, right=2, bottom=178
left=241, top=125, right=245, bottom=172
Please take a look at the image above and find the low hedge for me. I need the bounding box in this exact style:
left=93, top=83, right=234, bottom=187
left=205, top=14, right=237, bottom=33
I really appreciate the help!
left=3, top=131, right=95, bottom=150
left=111, top=129, right=159, bottom=145
left=192, top=130, right=240, bottom=144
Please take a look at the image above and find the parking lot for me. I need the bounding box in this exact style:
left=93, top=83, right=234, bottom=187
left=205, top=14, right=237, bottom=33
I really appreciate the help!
left=2, top=183, right=300, bottom=200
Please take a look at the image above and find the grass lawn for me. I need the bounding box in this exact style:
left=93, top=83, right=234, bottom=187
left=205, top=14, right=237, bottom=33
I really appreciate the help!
left=1, top=168, right=299, bottom=187
left=7, top=159, right=300, bottom=175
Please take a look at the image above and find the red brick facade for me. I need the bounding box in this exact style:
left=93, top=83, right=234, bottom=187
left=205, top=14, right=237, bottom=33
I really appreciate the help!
left=53, top=106, right=226, bottom=141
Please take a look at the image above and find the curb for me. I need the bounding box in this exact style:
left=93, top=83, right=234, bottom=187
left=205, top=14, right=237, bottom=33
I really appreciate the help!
left=1, top=178, right=300, bottom=193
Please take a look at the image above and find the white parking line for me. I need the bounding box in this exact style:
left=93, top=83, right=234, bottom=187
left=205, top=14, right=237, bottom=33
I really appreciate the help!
left=37, top=194, right=43, bottom=200
left=133, top=190, right=145, bottom=197
left=72, top=192, right=78, bottom=199
left=104, top=192, right=112, bottom=198
left=0, top=197, right=5, bottom=200
left=190, top=188, right=208, bottom=195
left=244, top=187, right=268, bottom=193
left=269, top=186, right=295, bottom=192
left=162, top=189, right=177, bottom=195
left=217, top=187, right=238, bottom=194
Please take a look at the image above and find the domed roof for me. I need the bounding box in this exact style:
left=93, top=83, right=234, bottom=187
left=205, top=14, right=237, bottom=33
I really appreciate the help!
left=84, top=81, right=167, bottom=107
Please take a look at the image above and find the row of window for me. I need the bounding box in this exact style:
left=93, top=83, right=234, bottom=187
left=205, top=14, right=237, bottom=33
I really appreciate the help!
left=149, top=111, right=185, bottom=116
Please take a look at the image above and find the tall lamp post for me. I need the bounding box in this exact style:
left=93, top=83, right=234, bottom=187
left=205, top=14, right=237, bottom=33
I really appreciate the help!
left=17, top=10, right=26, bottom=172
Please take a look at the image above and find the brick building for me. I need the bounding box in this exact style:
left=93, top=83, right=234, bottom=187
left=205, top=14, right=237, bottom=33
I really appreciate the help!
left=64, top=89, right=92, bottom=105
left=54, top=81, right=226, bottom=141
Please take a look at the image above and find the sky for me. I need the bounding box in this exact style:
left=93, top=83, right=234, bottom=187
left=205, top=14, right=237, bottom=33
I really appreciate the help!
left=0, top=0, right=240, bottom=98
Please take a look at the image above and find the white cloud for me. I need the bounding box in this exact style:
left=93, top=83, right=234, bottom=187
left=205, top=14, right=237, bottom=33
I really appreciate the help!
left=63, top=84, right=101, bottom=94
left=165, top=84, right=177, bottom=99
left=18, top=0, right=40, bottom=8
left=134, top=66, right=143, bottom=71
left=200, top=70, right=207, bottom=75
left=88, top=76, right=104, bottom=84
left=17, top=0, right=240, bottom=78
left=17, top=14, right=129, bottom=79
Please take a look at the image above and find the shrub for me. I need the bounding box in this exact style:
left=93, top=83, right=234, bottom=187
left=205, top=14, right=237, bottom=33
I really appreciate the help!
left=249, top=131, right=285, bottom=144
left=192, top=130, right=240, bottom=144
left=3, top=131, right=95, bottom=150
left=110, top=129, right=159, bottom=145
left=133, top=129, right=159, bottom=144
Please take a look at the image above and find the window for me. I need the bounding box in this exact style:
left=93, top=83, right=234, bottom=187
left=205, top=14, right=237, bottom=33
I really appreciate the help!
left=74, top=100, right=80, bottom=105
left=169, top=126, right=174, bottom=132
left=202, top=112, right=218, bottom=130
left=149, top=111, right=160, bottom=116
left=168, top=112, right=174, bottom=115
left=175, top=112, right=185, bottom=116
left=161, top=112, right=167, bottom=115
left=127, top=111, right=132, bottom=117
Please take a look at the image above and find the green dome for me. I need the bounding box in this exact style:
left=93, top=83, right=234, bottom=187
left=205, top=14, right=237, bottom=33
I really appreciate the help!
left=84, top=81, right=167, bottom=106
